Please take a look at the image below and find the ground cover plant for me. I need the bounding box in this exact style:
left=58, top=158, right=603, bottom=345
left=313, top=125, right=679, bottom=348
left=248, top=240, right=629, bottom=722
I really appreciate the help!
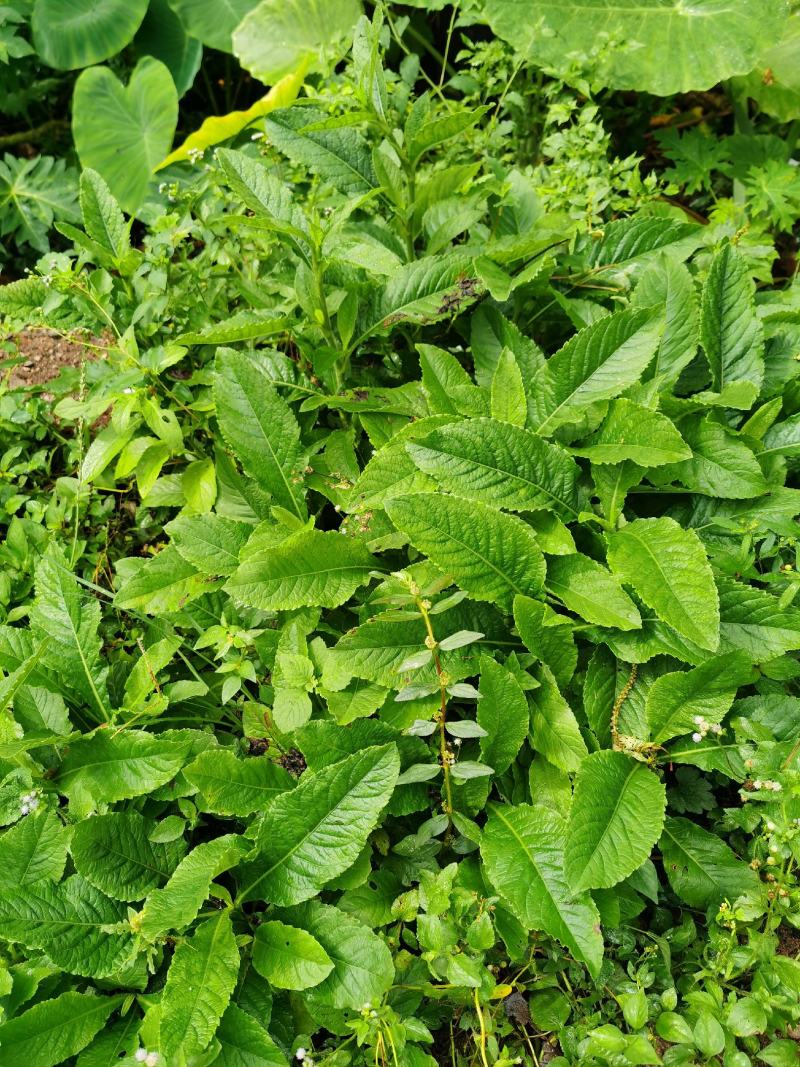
left=0, top=2, right=799, bottom=1066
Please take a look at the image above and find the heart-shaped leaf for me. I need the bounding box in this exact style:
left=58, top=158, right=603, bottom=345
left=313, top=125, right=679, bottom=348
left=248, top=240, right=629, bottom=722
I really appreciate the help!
left=32, top=0, right=148, bottom=70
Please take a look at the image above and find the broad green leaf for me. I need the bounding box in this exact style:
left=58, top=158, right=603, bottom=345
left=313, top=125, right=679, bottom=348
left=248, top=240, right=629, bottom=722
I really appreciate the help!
left=490, top=347, right=527, bottom=426
left=166, top=0, right=258, bottom=51
left=32, top=0, right=147, bottom=69
left=216, top=149, right=304, bottom=233
left=634, top=254, right=699, bottom=386
left=701, top=241, right=764, bottom=405
left=477, top=655, right=529, bottom=775
left=178, top=312, right=289, bottom=345
left=166, top=515, right=251, bottom=576
left=646, top=652, right=754, bottom=744
left=233, top=0, right=361, bottom=83
left=265, top=106, right=376, bottom=195
left=407, top=417, right=583, bottom=520
left=135, top=0, right=203, bottom=97
left=0, top=876, right=132, bottom=978
left=717, top=577, right=800, bottom=660
left=480, top=0, right=786, bottom=95
left=56, top=729, right=192, bottom=807
left=660, top=417, right=769, bottom=498
left=114, top=546, right=208, bottom=614
left=0, top=991, right=123, bottom=1067
left=533, top=307, right=662, bottom=435
left=606, top=517, right=719, bottom=651
left=139, top=834, right=248, bottom=940
left=185, top=750, right=294, bottom=816
left=123, top=634, right=181, bottom=711
left=529, top=666, right=588, bottom=773
left=214, top=348, right=307, bottom=519
left=514, top=597, right=576, bottom=690
left=572, top=400, right=690, bottom=467
left=72, top=57, right=178, bottom=213
left=386, top=494, right=545, bottom=611
left=349, top=414, right=453, bottom=509
left=564, top=751, right=666, bottom=892
left=0, top=810, right=68, bottom=892
left=226, top=528, right=378, bottom=610
left=733, top=11, right=800, bottom=121
left=70, top=811, right=185, bottom=901
left=214, top=1003, right=286, bottom=1066
left=160, top=911, right=240, bottom=1061
left=481, top=803, right=603, bottom=978
left=71, top=1016, right=139, bottom=1067
left=278, top=900, right=395, bottom=1009
left=586, top=218, right=699, bottom=268
left=240, top=744, right=399, bottom=904
left=78, top=169, right=128, bottom=260
left=252, top=920, right=334, bottom=990
left=660, top=816, right=760, bottom=908
left=546, top=553, right=641, bottom=631
left=30, top=543, right=111, bottom=722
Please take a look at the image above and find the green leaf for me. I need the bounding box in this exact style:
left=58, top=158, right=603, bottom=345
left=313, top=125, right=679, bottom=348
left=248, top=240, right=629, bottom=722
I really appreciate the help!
left=546, top=553, right=641, bottom=631
left=56, top=729, right=192, bottom=807
left=226, top=528, right=378, bottom=611
left=407, top=417, right=583, bottom=520
left=166, top=0, right=257, bottom=51
left=481, top=803, right=603, bottom=978
left=70, top=811, right=185, bottom=901
left=264, top=106, right=376, bottom=195
left=160, top=910, right=240, bottom=1061
left=565, top=751, right=666, bottom=892
left=586, top=218, right=699, bottom=268
left=572, top=400, right=690, bottom=466
left=660, top=417, right=769, bottom=498
left=139, top=834, right=248, bottom=940
left=135, top=0, right=203, bottom=97
left=214, top=348, right=307, bottom=519
left=0, top=991, right=123, bottom=1067
left=166, top=515, right=251, bottom=577
left=72, top=57, right=178, bottom=213
left=529, top=666, right=588, bottom=773
left=701, top=241, right=764, bottom=403
left=533, top=307, right=662, bottom=435
left=114, top=545, right=208, bottom=614
left=278, top=900, right=395, bottom=1009
left=514, top=596, right=576, bottom=689
left=0, top=810, right=68, bottom=892
left=490, top=347, right=527, bottom=426
left=646, top=652, right=753, bottom=744
left=481, top=0, right=785, bottom=95
left=185, top=750, right=294, bottom=816
left=178, top=311, right=290, bottom=345
left=717, top=577, right=800, bottom=660
left=606, top=517, right=719, bottom=651
left=386, top=494, right=545, bottom=611
left=233, top=0, right=361, bottom=82
left=32, top=0, right=147, bottom=69
left=477, top=655, right=529, bottom=775
left=634, top=254, right=699, bottom=386
left=78, top=169, right=128, bottom=259
left=214, top=1003, right=286, bottom=1066
left=252, top=919, right=334, bottom=990
left=30, top=543, right=111, bottom=721
left=0, top=876, right=132, bottom=978
left=216, top=149, right=304, bottom=233
left=240, top=744, right=399, bottom=904
left=660, top=816, right=760, bottom=908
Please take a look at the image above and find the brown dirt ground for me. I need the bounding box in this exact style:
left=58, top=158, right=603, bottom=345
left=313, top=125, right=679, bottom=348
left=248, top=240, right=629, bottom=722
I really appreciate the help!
left=4, top=328, right=104, bottom=388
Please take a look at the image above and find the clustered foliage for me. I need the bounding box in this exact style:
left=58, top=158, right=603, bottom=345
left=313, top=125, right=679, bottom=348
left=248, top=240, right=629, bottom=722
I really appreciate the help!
left=0, top=3, right=799, bottom=1067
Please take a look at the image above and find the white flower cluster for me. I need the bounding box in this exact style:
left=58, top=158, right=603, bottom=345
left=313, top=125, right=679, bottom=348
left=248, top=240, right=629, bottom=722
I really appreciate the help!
left=752, top=779, right=782, bottom=792
left=19, top=790, right=40, bottom=816
left=691, top=715, right=723, bottom=743
left=295, top=1049, right=314, bottom=1065
left=134, top=1049, right=159, bottom=1066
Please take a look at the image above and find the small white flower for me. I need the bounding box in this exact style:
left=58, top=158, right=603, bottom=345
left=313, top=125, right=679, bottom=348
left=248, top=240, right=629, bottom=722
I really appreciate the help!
left=28, top=797, right=39, bottom=811
left=692, top=732, right=702, bottom=743
left=145, top=1055, right=159, bottom=1067
left=296, top=1049, right=307, bottom=1061
left=135, top=1051, right=148, bottom=1064
left=454, top=738, right=462, bottom=746
left=711, top=724, right=723, bottom=735
left=753, top=780, right=763, bottom=790
left=767, top=820, right=776, bottom=831
left=19, top=804, right=29, bottom=816
left=771, top=782, right=782, bottom=792
left=693, top=715, right=703, bottom=725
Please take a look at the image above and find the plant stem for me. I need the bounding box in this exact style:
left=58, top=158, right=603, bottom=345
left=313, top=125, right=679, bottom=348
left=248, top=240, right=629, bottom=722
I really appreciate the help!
left=416, top=595, right=454, bottom=826
left=473, top=988, right=490, bottom=1067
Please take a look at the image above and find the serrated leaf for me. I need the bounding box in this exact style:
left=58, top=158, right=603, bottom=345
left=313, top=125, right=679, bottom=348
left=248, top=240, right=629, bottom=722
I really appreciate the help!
left=79, top=168, right=128, bottom=260
left=586, top=218, right=699, bottom=268
left=114, top=546, right=208, bottom=614
left=514, top=596, right=577, bottom=689
left=660, top=417, right=769, bottom=498
left=701, top=241, right=764, bottom=403
left=481, top=803, right=603, bottom=978
left=252, top=920, right=334, bottom=990
left=660, top=816, right=760, bottom=908
left=160, top=910, right=240, bottom=1061
left=572, top=399, right=690, bottom=466
left=240, top=744, right=399, bottom=904
left=546, top=553, right=641, bottom=631
left=407, top=417, right=583, bottom=520
left=0, top=875, right=132, bottom=978
left=634, top=254, right=699, bottom=386
left=185, top=750, right=294, bottom=816
left=0, top=991, right=123, bottom=1067
left=226, top=528, right=379, bottom=610
left=646, top=652, right=753, bottom=744
left=264, top=106, right=376, bottom=195
left=214, top=348, right=307, bottom=519
left=0, top=810, right=68, bottom=892
left=606, top=517, right=719, bottom=651
left=70, top=811, right=185, bottom=902
left=214, top=1002, right=286, bottom=1066
left=529, top=666, right=588, bottom=773
left=717, top=577, right=800, bottom=660
left=533, top=307, right=662, bottom=435
left=477, top=655, right=529, bottom=775
left=386, top=494, right=545, bottom=611
left=490, top=347, right=527, bottom=425
left=564, top=751, right=666, bottom=892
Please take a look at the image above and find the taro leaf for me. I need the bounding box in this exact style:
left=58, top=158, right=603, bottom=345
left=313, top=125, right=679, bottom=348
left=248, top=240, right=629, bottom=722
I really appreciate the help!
left=167, top=0, right=259, bottom=52
left=32, top=0, right=148, bottom=69
left=135, top=0, right=203, bottom=96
